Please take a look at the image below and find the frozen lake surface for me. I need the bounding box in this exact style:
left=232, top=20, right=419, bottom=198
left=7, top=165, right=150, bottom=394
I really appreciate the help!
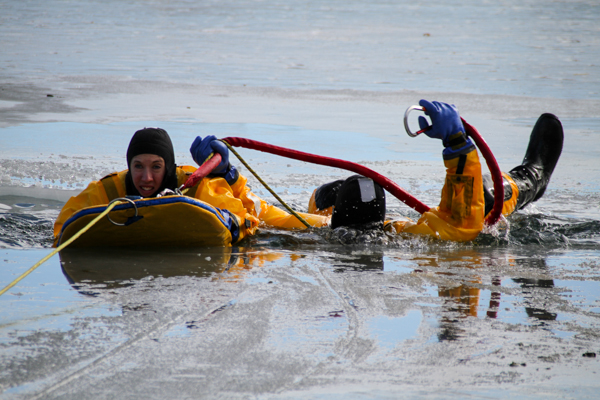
left=1, top=0, right=600, bottom=398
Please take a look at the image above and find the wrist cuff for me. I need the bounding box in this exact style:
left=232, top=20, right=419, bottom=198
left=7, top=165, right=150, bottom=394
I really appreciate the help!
left=210, top=164, right=240, bottom=185
left=443, top=132, right=475, bottom=159
left=444, top=131, right=467, bottom=148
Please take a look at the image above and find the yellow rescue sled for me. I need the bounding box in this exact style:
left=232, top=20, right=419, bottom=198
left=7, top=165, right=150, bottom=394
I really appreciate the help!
left=55, top=196, right=239, bottom=247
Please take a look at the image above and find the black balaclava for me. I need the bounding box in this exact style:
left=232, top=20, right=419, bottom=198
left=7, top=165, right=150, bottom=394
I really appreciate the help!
left=125, top=127, right=178, bottom=197
left=331, top=175, right=386, bottom=229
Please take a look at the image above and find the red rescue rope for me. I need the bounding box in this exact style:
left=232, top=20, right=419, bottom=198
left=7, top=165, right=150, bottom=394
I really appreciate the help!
left=221, top=137, right=431, bottom=215
left=185, top=120, right=504, bottom=226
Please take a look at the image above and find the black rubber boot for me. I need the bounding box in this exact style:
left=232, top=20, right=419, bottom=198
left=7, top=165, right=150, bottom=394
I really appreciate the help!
left=507, top=113, right=564, bottom=210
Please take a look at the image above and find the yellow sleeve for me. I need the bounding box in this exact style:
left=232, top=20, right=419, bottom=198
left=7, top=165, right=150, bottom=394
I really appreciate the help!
left=234, top=174, right=330, bottom=230
left=387, top=149, right=485, bottom=241
left=225, top=171, right=329, bottom=230
left=53, top=180, right=110, bottom=245
left=191, top=170, right=329, bottom=232
left=259, top=205, right=330, bottom=229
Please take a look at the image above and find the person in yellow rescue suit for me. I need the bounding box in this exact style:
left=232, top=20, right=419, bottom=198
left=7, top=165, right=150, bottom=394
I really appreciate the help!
left=53, top=99, right=563, bottom=246
left=52, top=127, right=330, bottom=246
left=307, top=99, right=564, bottom=241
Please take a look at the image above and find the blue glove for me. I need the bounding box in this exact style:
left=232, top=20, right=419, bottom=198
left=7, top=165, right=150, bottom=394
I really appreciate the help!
left=417, top=100, right=464, bottom=144
left=190, top=135, right=230, bottom=174
left=418, top=99, right=474, bottom=157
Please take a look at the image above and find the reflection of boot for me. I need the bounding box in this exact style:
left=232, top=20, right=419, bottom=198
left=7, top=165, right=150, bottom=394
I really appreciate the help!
left=508, top=113, right=564, bottom=210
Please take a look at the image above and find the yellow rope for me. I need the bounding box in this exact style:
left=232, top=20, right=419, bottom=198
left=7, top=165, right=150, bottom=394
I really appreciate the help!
left=0, top=200, right=125, bottom=297
left=222, top=141, right=311, bottom=229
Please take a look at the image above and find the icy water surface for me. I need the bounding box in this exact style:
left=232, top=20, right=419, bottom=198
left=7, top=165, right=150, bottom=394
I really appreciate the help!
left=2, top=0, right=600, bottom=398
left=2, top=120, right=600, bottom=399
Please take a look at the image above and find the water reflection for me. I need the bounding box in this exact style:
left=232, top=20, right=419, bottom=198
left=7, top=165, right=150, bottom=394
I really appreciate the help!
left=60, top=247, right=229, bottom=290
left=382, top=249, right=562, bottom=341
left=437, top=283, right=481, bottom=341
left=59, top=247, right=289, bottom=295
left=512, top=258, right=558, bottom=322
left=435, top=255, right=558, bottom=341
left=59, top=244, right=566, bottom=344
left=331, top=252, right=385, bottom=273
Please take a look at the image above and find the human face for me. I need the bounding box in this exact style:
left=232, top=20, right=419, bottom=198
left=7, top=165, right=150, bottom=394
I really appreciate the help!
left=130, top=154, right=166, bottom=197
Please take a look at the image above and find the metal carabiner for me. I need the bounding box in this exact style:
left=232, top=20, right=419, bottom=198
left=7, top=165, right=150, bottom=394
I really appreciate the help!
left=156, top=188, right=181, bottom=197
left=403, top=105, right=431, bottom=137
left=107, top=197, right=139, bottom=226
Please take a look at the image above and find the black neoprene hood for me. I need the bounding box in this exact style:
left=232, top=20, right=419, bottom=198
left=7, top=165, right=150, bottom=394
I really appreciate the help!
left=126, top=127, right=175, bottom=169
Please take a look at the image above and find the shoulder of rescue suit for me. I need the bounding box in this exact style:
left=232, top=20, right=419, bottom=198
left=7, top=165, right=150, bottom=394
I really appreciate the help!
left=53, top=165, right=329, bottom=246
left=384, top=131, right=486, bottom=242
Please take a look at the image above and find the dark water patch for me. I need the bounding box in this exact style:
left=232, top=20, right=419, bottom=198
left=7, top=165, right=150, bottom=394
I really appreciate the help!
left=251, top=212, right=600, bottom=251
left=554, top=220, right=600, bottom=245
left=0, top=213, right=54, bottom=249
left=476, top=214, right=600, bottom=248
left=252, top=225, right=460, bottom=253
left=0, top=196, right=63, bottom=248
left=323, top=225, right=392, bottom=246
left=246, top=227, right=329, bottom=248
left=504, top=214, right=571, bottom=246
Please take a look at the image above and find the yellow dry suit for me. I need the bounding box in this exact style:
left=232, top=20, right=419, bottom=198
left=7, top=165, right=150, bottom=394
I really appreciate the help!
left=53, top=165, right=329, bottom=247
